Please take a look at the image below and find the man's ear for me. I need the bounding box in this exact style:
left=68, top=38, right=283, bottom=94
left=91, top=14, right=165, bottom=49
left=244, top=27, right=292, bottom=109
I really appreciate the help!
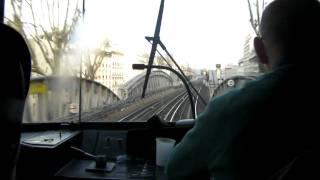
left=254, top=37, right=269, bottom=65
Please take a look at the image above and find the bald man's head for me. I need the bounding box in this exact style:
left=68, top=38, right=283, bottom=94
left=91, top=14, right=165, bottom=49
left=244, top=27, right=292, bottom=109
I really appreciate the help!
left=256, top=0, right=320, bottom=67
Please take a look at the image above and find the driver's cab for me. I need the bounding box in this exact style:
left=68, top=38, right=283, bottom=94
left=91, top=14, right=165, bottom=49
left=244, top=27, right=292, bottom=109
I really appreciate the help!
left=2, top=0, right=314, bottom=179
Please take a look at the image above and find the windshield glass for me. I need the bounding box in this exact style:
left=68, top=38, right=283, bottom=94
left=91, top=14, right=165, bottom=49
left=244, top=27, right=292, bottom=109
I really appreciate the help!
left=4, top=0, right=271, bottom=123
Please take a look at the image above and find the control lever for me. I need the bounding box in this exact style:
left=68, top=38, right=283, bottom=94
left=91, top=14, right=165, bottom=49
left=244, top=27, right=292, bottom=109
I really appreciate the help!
left=70, top=146, right=116, bottom=172
left=174, top=119, right=195, bottom=127
left=147, top=115, right=195, bottom=128
left=147, top=115, right=175, bottom=128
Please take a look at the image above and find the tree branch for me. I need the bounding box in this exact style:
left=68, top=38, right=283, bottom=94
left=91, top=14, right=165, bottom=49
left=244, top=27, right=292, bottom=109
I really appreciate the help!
left=6, top=1, right=48, bottom=76
left=256, top=0, right=260, bottom=29
left=247, top=0, right=259, bottom=36
left=29, top=33, right=54, bottom=70
left=45, top=0, right=54, bottom=30
left=38, top=25, right=56, bottom=61
left=62, top=0, right=70, bottom=33
left=32, top=65, right=46, bottom=76
left=57, top=0, right=60, bottom=28
left=66, top=0, right=80, bottom=36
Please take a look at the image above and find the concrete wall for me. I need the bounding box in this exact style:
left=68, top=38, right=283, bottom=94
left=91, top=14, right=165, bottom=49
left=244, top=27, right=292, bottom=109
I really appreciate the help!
left=23, top=76, right=120, bottom=123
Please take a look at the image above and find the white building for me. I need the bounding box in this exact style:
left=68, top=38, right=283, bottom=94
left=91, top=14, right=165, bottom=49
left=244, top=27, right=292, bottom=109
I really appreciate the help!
left=238, top=34, right=261, bottom=76
left=224, top=64, right=240, bottom=79
left=95, top=51, right=127, bottom=96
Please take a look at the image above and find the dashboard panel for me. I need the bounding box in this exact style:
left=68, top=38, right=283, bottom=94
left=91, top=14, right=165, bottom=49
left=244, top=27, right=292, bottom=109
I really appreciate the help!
left=18, top=123, right=191, bottom=180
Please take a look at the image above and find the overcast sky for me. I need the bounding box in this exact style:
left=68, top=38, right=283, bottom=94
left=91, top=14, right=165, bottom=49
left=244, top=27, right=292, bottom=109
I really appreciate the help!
left=6, top=0, right=268, bottom=70
left=82, top=0, right=258, bottom=69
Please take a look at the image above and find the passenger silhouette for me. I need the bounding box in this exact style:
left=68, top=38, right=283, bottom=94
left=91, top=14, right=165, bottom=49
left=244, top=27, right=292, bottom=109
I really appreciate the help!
left=166, top=0, right=320, bottom=179
left=0, top=23, right=31, bottom=180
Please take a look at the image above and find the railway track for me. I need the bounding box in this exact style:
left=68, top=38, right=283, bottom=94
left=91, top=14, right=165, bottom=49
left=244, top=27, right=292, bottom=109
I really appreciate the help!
left=71, top=83, right=209, bottom=123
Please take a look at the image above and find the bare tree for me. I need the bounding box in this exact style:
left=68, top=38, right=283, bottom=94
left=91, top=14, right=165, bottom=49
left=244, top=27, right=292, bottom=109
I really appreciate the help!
left=247, top=0, right=269, bottom=73
left=138, top=53, right=171, bottom=67
left=247, top=0, right=268, bottom=36
left=156, top=56, right=169, bottom=66
left=6, top=0, right=81, bottom=75
left=137, top=53, right=149, bottom=64
left=82, top=40, right=112, bottom=80
left=181, top=64, right=193, bottom=77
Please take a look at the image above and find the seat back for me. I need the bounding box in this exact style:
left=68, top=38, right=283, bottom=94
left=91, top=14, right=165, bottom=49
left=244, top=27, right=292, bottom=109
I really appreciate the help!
left=0, top=23, right=31, bottom=180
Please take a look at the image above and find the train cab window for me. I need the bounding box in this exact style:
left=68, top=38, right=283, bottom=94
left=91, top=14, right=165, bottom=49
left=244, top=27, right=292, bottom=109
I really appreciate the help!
left=1, top=0, right=279, bottom=179
left=3, top=0, right=269, bottom=124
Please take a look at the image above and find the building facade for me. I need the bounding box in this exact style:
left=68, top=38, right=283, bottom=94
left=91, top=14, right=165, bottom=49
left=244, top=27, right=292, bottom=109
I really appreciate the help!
left=95, top=51, right=127, bottom=96
left=238, top=33, right=262, bottom=76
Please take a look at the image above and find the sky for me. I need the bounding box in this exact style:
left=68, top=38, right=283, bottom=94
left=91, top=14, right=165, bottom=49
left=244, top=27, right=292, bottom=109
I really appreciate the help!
left=82, top=0, right=256, bottom=69
left=5, top=0, right=261, bottom=70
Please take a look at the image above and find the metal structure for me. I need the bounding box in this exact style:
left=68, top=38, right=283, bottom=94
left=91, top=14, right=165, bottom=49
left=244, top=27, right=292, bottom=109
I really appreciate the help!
left=23, top=76, right=120, bottom=123
left=119, top=70, right=174, bottom=99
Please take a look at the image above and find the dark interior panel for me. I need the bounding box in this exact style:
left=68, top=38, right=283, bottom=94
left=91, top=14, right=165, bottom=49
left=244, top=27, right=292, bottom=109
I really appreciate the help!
left=17, top=124, right=191, bottom=180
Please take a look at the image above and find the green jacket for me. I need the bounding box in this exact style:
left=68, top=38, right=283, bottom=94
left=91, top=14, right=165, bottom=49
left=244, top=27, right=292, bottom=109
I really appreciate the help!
left=165, top=65, right=315, bottom=180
